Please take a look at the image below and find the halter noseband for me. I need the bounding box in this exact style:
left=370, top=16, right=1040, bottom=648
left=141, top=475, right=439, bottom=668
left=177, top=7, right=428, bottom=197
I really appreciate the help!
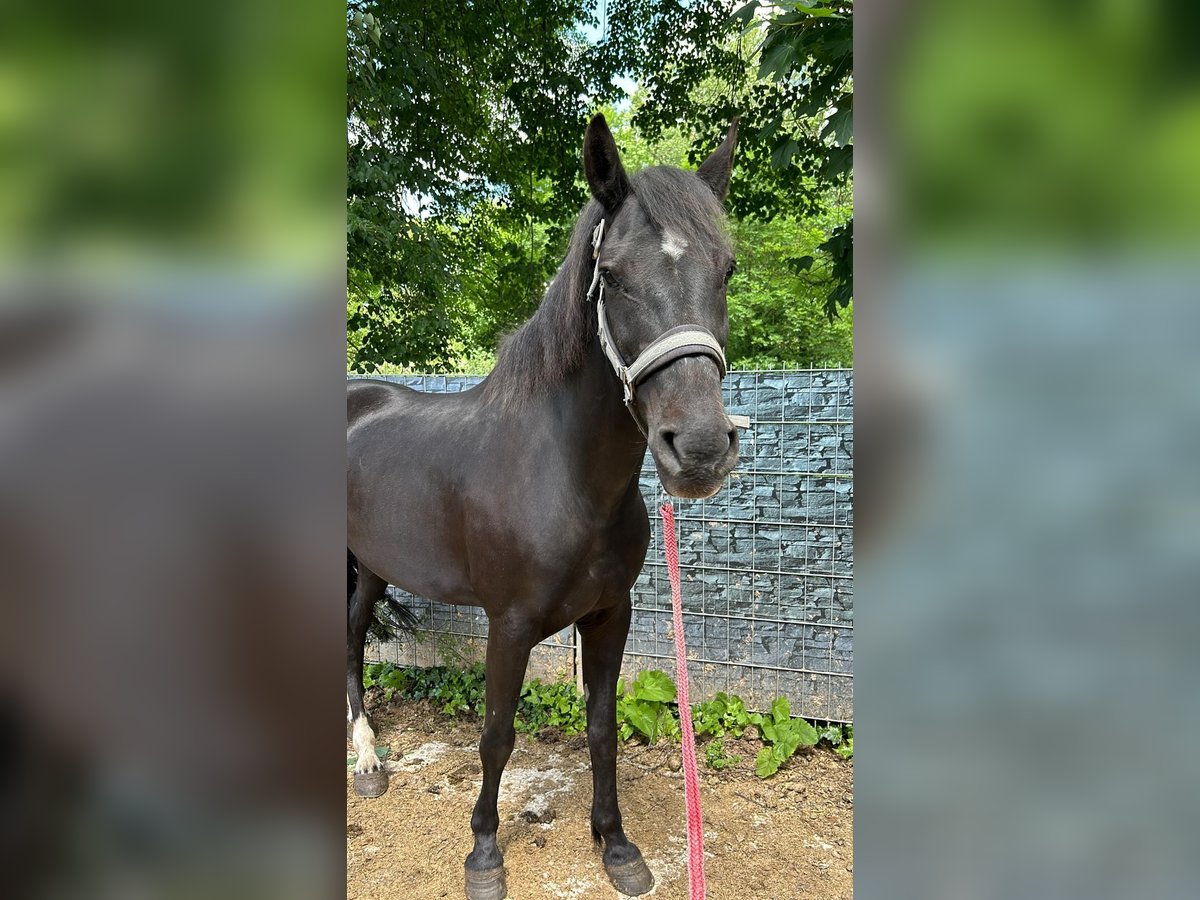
left=585, top=218, right=729, bottom=437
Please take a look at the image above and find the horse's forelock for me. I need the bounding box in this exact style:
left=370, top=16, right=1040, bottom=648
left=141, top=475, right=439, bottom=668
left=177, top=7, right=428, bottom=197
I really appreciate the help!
left=628, top=167, right=730, bottom=252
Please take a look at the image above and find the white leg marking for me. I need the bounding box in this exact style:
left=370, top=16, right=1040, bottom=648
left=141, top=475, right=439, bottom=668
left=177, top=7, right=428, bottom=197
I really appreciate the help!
left=661, top=231, right=688, bottom=260
left=352, top=713, right=381, bottom=774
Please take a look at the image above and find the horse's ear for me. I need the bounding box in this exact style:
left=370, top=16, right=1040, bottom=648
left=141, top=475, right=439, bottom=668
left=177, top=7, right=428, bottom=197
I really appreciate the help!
left=697, top=118, right=739, bottom=202
left=583, top=114, right=631, bottom=212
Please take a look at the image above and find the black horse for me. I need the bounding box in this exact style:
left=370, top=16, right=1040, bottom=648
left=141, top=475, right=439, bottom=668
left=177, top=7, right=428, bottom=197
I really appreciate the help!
left=347, top=114, right=740, bottom=899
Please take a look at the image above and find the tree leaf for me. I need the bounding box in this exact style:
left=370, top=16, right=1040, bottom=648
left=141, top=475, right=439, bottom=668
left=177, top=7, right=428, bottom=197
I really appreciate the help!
left=758, top=40, right=795, bottom=81
left=822, top=104, right=853, bottom=147
left=770, top=138, right=800, bottom=169
left=730, top=1, right=761, bottom=26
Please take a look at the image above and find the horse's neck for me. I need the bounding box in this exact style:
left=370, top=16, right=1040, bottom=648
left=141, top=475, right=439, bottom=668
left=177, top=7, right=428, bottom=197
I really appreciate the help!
left=557, top=340, right=648, bottom=505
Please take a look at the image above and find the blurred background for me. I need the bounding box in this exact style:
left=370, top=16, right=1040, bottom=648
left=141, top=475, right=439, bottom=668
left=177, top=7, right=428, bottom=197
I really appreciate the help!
left=0, top=1, right=346, bottom=897
left=856, top=0, right=1200, bottom=898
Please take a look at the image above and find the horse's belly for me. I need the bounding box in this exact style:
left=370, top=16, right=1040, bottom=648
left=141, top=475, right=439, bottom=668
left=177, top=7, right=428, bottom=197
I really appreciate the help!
left=347, top=475, right=478, bottom=607
left=367, top=546, right=479, bottom=609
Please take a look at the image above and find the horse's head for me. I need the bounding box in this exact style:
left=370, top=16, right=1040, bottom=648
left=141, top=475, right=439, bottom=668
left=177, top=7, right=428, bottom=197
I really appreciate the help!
left=582, top=114, right=741, bottom=499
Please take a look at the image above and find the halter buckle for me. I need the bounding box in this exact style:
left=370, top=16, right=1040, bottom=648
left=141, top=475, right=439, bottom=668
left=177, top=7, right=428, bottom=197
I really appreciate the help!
left=587, top=219, right=606, bottom=302
left=591, top=219, right=605, bottom=258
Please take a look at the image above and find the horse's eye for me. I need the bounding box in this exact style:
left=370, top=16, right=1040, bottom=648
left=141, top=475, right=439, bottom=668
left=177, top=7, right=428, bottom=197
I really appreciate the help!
left=724, top=263, right=737, bottom=283
left=600, top=268, right=618, bottom=288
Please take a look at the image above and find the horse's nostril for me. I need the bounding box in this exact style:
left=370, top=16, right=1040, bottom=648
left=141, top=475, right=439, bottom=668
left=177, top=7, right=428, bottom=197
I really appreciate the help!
left=661, top=430, right=678, bottom=456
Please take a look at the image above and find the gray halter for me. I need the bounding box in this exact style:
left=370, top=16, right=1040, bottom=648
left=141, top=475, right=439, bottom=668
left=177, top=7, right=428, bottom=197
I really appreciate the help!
left=585, top=218, right=730, bottom=437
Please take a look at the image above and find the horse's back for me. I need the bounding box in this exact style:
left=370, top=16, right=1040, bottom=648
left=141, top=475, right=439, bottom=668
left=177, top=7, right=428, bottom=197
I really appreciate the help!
left=347, top=377, right=420, bottom=424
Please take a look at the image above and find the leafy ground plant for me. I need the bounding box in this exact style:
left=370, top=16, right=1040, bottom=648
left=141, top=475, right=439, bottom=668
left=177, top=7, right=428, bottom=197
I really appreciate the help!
left=516, top=679, right=587, bottom=736
left=752, top=696, right=820, bottom=777
left=364, top=663, right=850, bottom=773
left=364, top=662, right=486, bottom=716
left=819, top=722, right=854, bottom=759
left=693, top=691, right=754, bottom=739
left=616, top=670, right=681, bottom=744
left=704, top=737, right=742, bottom=771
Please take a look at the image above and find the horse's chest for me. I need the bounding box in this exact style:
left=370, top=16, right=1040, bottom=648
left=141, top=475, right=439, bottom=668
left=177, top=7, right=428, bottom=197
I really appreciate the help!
left=580, top=540, right=639, bottom=595
left=568, top=514, right=650, bottom=603
left=469, top=511, right=644, bottom=610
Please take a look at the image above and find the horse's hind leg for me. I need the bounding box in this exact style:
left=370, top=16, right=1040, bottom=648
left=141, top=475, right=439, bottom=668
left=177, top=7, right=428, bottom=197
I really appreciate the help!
left=348, top=554, right=388, bottom=797
left=464, top=622, right=535, bottom=900
left=579, top=598, right=654, bottom=895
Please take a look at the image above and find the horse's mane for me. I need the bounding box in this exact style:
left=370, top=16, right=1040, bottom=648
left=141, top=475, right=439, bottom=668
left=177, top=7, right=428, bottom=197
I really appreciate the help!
left=484, top=167, right=727, bottom=406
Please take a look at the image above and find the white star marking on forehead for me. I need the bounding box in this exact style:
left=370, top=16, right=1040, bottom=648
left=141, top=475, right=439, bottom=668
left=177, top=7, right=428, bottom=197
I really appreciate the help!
left=661, top=231, right=689, bottom=260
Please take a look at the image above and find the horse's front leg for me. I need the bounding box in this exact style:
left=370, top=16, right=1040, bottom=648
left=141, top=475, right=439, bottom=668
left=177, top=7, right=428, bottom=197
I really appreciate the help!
left=579, top=599, right=654, bottom=896
left=465, top=622, right=533, bottom=900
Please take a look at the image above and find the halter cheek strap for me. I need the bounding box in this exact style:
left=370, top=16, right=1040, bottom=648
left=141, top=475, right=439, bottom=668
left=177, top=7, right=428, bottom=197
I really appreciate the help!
left=586, top=218, right=730, bottom=436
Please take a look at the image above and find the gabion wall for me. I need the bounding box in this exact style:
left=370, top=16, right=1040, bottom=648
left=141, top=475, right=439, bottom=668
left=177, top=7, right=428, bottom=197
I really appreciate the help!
left=360, top=369, right=853, bottom=723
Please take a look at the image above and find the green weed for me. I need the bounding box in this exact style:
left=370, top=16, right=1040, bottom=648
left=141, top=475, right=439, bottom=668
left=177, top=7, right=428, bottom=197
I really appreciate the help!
left=516, top=679, right=587, bottom=735
left=616, top=670, right=681, bottom=744
left=362, top=662, right=850, bottom=774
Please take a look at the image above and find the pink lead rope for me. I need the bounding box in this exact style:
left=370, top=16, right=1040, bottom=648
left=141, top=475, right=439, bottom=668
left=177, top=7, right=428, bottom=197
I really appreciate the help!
left=659, top=502, right=707, bottom=899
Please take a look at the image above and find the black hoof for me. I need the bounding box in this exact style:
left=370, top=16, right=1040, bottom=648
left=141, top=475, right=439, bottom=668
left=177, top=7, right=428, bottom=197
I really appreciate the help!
left=353, top=769, right=388, bottom=798
left=605, top=857, right=654, bottom=896
left=464, top=864, right=506, bottom=900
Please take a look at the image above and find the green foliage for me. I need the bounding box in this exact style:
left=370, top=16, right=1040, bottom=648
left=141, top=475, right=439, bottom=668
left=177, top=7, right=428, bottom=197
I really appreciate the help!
left=726, top=213, right=853, bottom=367
left=833, top=724, right=854, bottom=760
left=616, top=670, right=681, bottom=744
left=364, top=662, right=849, bottom=774
left=362, top=661, right=410, bottom=701
left=819, top=723, right=844, bottom=746
left=517, top=679, right=588, bottom=736
left=347, top=2, right=854, bottom=372
left=704, top=737, right=741, bottom=770
left=751, top=695, right=819, bottom=777
left=363, top=662, right=486, bottom=716
left=347, top=0, right=624, bottom=370
left=693, top=691, right=754, bottom=739
left=693, top=688, right=824, bottom=776
left=817, top=721, right=853, bottom=758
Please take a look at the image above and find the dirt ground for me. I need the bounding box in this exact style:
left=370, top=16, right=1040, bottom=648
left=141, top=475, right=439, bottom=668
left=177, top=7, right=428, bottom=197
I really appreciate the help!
left=347, top=697, right=853, bottom=900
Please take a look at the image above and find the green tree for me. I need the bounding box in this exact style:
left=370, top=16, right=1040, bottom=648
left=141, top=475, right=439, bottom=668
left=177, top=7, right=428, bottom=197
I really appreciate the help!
left=347, top=1, right=853, bottom=371
left=347, top=0, right=624, bottom=370
left=618, top=0, right=853, bottom=318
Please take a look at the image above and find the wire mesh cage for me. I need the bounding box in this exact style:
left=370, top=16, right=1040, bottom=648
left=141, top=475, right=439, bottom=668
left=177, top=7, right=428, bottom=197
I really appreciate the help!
left=360, top=368, right=853, bottom=722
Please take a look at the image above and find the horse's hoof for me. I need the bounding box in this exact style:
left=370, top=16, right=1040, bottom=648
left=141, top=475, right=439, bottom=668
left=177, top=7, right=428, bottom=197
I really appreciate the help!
left=605, top=857, right=654, bottom=896
left=464, top=865, right=506, bottom=900
left=353, top=769, right=388, bottom=798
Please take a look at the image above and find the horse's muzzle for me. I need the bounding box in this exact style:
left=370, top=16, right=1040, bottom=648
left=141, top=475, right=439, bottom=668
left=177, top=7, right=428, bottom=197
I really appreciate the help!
left=649, top=416, right=740, bottom=499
